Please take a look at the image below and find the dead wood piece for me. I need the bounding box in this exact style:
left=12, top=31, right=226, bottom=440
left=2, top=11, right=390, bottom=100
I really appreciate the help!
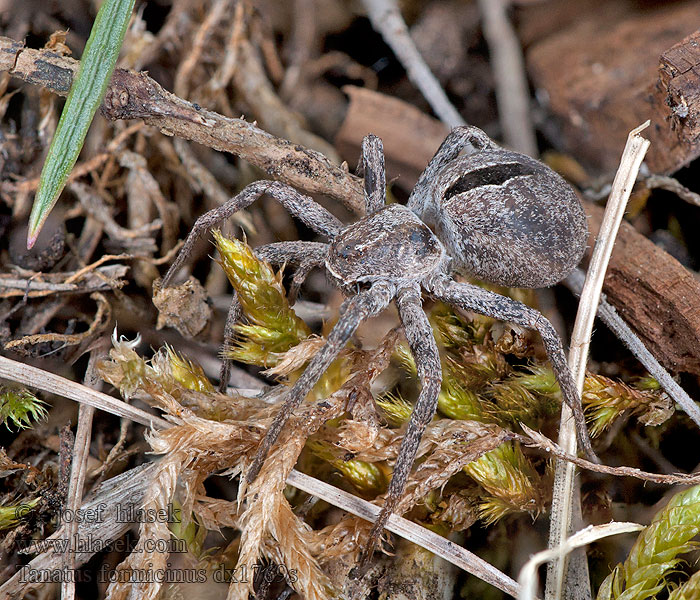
left=233, top=37, right=341, bottom=162
left=585, top=201, right=700, bottom=376
left=526, top=3, right=700, bottom=174
left=102, top=67, right=362, bottom=213
left=0, top=36, right=365, bottom=215
left=655, top=29, right=700, bottom=171
left=516, top=0, right=631, bottom=49
left=335, top=86, right=449, bottom=188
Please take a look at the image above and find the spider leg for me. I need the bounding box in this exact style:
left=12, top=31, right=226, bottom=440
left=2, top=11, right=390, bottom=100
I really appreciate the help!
left=357, top=285, right=441, bottom=574
left=427, top=274, right=599, bottom=463
left=246, top=281, right=395, bottom=483
left=162, top=181, right=343, bottom=287
left=254, top=241, right=328, bottom=266
left=255, top=241, right=329, bottom=304
left=218, top=292, right=242, bottom=393
left=217, top=241, right=328, bottom=392
left=359, top=134, right=386, bottom=215
left=407, top=125, right=496, bottom=216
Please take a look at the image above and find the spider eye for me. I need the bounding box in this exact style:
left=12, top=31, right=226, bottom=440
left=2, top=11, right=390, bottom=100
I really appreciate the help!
left=444, top=162, right=536, bottom=200
left=339, top=243, right=355, bottom=258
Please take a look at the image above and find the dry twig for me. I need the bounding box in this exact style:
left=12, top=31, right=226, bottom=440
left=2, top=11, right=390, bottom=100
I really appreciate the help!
left=645, top=174, right=700, bottom=207
left=60, top=345, right=106, bottom=600
left=0, top=36, right=365, bottom=214
left=360, top=0, right=466, bottom=128
left=564, top=268, right=700, bottom=430
left=477, top=0, right=537, bottom=155
left=545, top=122, right=650, bottom=600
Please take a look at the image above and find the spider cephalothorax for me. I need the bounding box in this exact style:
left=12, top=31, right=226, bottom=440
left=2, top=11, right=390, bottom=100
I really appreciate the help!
left=326, top=203, right=447, bottom=289
left=160, top=125, right=594, bottom=573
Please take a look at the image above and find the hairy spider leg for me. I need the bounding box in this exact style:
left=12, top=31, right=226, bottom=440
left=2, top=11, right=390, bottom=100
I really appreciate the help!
left=360, top=134, right=386, bottom=215
left=246, top=281, right=395, bottom=483
left=357, top=285, right=442, bottom=575
left=256, top=241, right=328, bottom=304
left=218, top=290, right=242, bottom=393
left=161, top=180, right=343, bottom=288
left=217, top=241, right=329, bottom=392
left=427, top=274, right=599, bottom=463
left=160, top=180, right=340, bottom=391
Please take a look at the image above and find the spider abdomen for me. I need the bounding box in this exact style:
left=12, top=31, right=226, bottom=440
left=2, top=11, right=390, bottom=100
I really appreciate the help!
left=326, top=204, right=446, bottom=288
left=428, top=150, right=588, bottom=288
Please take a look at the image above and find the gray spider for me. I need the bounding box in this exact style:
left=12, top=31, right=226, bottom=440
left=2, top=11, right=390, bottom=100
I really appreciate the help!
left=161, top=125, right=595, bottom=570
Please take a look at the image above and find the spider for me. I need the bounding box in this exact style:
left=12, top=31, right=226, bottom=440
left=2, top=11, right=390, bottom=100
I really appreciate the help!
left=161, top=125, right=596, bottom=570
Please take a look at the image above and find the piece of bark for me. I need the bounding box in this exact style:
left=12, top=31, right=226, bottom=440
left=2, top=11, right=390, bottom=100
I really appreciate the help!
left=655, top=30, right=700, bottom=171
left=526, top=2, right=700, bottom=175
left=585, top=201, right=700, bottom=376
left=516, top=0, right=633, bottom=49
left=335, top=85, right=450, bottom=188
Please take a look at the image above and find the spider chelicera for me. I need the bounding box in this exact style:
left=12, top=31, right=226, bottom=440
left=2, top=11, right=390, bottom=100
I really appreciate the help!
left=161, top=125, right=595, bottom=569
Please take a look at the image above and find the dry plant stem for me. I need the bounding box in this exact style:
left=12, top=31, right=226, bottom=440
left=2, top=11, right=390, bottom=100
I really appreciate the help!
left=70, top=181, right=161, bottom=242
left=287, top=470, right=521, bottom=598
left=360, top=0, right=466, bottom=128
left=172, top=138, right=254, bottom=232
left=279, top=0, right=316, bottom=100
left=0, top=264, right=128, bottom=298
left=545, top=121, right=651, bottom=600
left=564, top=268, right=700, bottom=430
left=645, top=174, right=700, bottom=207
left=0, top=36, right=366, bottom=214
left=3, top=354, right=695, bottom=598
left=0, top=354, right=173, bottom=429
left=234, top=36, right=341, bottom=161
left=518, top=425, right=700, bottom=485
left=518, top=523, right=644, bottom=600
left=207, top=0, right=245, bottom=93
left=0, top=463, right=158, bottom=599
left=4, top=292, right=111, bottom=351
left=61, top=346, right=104, bottom=600
left=477, top=0, right=537, bottom=156
left=174, top=0, right=230, bottom=98
left=3, top=121, right=144, bottom=197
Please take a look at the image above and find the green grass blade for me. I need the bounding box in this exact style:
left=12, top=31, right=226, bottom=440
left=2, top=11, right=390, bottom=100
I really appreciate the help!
left=27, top=0, right=135, bottom=248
